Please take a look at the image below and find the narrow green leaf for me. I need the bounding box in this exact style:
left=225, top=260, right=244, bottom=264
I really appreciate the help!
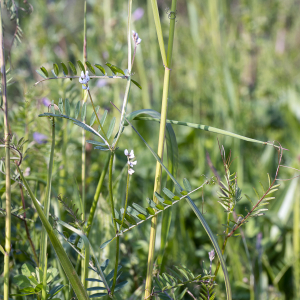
left=95, top=64, right=106, bottom=75
left=40, top=66, right=48, bottom=77
left=90, top=293, right=107, bottom=298
left=125, top=213, right=137, bottom=225
left=81, top=102, right=87, bottom=122
left=68, top=61, right=77, bottom=75
left=115, top=219, right=129, bottom=229
left=146, top=207, right=155, bottom=215
left=58, top=98, right=63, bottom=113
left=131, top=79, right=142, bottom=89
left=155, top=192, right=166, bottom=204
left=163, top=199, right=173, bottom=205
left=87, top=287, right=106, bottom=291
left=156, top=204, right=165, bottom=210
left=53, top=63, right=59, bottom=76
left=36, top=69, right=47, bottom=79
left=86, top=140, right=106, bottom=147
left=114, top=281, right=128, bottom=292
left=85, top=278, right=103, bottom=283
left=147, top=198, right=156, bottom=208
left=162, top=187, right=175, bottom=200
left=77, top=60, right=85, bottom=73
left=61, top=62, right=68, bottom=76
left=137, top=214, right=146, bottom=220
left=132, top=203, right=148, bottom=215
left=86, top=61, right=96, bottom=74
left=65, top=99, right=70, bottom=116
left=75, top=101, right=80, bottom=119
left=183, top=178, right=192, bottom=192
left=107, top=117, right=116, bottom=139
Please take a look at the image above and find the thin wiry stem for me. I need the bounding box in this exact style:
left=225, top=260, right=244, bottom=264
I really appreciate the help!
left=119, top=166, right=130, bottom=232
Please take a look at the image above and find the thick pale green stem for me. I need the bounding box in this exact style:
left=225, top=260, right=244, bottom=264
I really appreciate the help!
left=1, top=3, right=11, bottom=300
left=145, top=1, right=177, bottom=298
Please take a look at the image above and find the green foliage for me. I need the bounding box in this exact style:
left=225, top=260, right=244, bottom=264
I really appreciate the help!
left=11, top=263, right=64, bottom=299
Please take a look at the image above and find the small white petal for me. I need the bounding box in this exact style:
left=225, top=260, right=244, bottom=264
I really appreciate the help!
left=124, top=149, right=129, bottom=156
left=137, top=38, right=142, bottom=45
left=131, top=161, right=137, bottom=165
left=79, top=78, right=84, bottom=83
left=128, top=168, right=135, bottom=175
left=82, top=85, right=87, bottom=90
left=129, top=150, right=134, bottom=159
left=81, top=71, right=85, bottom=78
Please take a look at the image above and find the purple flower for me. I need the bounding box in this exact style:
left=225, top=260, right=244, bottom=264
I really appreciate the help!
left=132, top=8, right=144, bottom=21
left=33, top=132, right=48, bottom=144
left=42, top=97, right=51, bottom=107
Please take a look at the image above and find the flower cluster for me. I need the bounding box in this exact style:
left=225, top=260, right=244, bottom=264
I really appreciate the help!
left=124, top=149, right=137, bottom=175
left=132, top=31, right=142, bottom=45
left=79, top=71, right=90, bottom=90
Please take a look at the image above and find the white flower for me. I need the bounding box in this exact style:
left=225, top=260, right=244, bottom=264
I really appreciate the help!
left=124, top=149, right=129, bottom=156
left=208, top=249, right=215, bottom=262
left=128, top=168, right=135, bottom=175
left=129, top=150, right=134, bottom=159
left=79, top=71, right=90, bottom=89
left=132, top=31, right=142, bottom=46
left=128, top=160, right=137, bottom=168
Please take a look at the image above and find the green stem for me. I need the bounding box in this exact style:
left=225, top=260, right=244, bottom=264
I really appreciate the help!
left=119, top=168, right=130, bottom=232
left=145, top=1, right=177, bottom=298
left=41, top=254, right=48, bottom=300
left=1, top=3, right=11, bottom=299
left=85, top=152, right=110, bottom=237
left=214, top=212, right=230, bottom=277
left=16, top=164, right=89, bottom=300
left=40, top=117, right=55, bottom=297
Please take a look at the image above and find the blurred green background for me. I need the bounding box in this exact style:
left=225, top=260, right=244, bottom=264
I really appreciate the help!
left=0, top=0, right=299, bottom=299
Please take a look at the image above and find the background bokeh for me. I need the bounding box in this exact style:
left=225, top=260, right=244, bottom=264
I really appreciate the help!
left=0, top=0, right=299, bottom=299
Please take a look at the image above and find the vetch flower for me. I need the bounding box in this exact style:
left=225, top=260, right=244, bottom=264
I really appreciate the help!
left=79, top=71, right=90, bottom=90
left=128, top=168, right=135, bottom=175
left=33, top=132, right=48, bottom=144
left=208, top=249, right=215, bottom=262
left=132, top=31, right=142, bottom=46
left=125, top=149, right=137, bottom=175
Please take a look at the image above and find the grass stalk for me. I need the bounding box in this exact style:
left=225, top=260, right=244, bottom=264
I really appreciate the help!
left=145, top=1, right=177, bottom=298
left=40, top=117, right=55, bottom=297
left=1, top=3, right=11, bottom=299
